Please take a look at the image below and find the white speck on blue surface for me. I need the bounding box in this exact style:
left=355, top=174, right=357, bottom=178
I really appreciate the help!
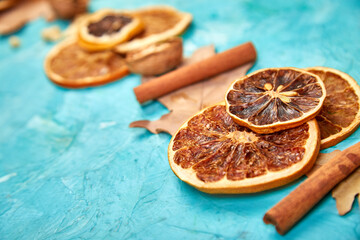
left=99, top=121, right=117, bottom=129
left=0, top=173, right=17, bottom=183
left=0, top=0, right=360, bottom=239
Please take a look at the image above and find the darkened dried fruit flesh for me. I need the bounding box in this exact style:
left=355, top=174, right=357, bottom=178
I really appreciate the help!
left=172, top=105, right=309, bottom=182
left=307, top=69, right=360, bottom=139
left=88, top=15, right=132, bottom=37
left=227, top=69, right=324, bottom=126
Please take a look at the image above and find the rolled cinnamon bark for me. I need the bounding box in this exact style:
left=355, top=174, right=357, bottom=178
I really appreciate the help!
left=263, top=141, right=360, bottom=235
left=133, top=42, right=256, bottom=104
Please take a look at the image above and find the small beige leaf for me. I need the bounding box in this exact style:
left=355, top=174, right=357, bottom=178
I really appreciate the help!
left=332, top=168, right=360, bottom=215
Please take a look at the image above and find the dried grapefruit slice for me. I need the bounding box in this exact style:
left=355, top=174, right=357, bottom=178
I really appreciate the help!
left=44, top=38, right=129, bottom=88
left=78, top=9, right=144, bottom=51
left=115, top=6, right=192, bottom=53
left=168, top=103, right=320, bottom=194
left=225, top=67, right=326, bottom=134
left=305, top=67, right=360, bottom=149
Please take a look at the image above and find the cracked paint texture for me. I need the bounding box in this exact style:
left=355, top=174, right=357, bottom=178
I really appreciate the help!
left=1, top=0, right=360, bottom=239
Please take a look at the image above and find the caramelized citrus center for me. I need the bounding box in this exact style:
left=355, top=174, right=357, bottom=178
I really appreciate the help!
left=228, top=131, right=258, bottom=142
left=227, top=69, right=324, bottom=126
left=266, top=83, right=298, bottom=103
left=172, top=105, right=309, bottom=182
left=88, top=15, right=132, bottom=37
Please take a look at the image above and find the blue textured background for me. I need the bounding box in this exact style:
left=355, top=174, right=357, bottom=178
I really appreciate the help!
left=1, top=0, right=360, bottom=239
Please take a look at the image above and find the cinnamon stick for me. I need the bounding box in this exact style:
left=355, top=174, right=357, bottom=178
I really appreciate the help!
left=263, top=141, right=360, bottom=235
left=133, top=42, right=256, bottom=104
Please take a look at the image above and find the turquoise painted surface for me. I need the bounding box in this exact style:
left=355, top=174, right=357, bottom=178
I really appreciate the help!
left=1, top=0, right=360, bottom=239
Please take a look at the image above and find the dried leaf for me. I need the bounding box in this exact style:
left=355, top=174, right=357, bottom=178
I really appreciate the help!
left=307, top=149, right=360, bottom=215
left=332, top=168, right=360, bottom=215
left=130, top=45, right=254, bottom=135
left=0, top=0, right=56, bottom=35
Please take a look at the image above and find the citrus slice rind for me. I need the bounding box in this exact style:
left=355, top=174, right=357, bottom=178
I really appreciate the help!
left=225, top=67, right=326, bottom=134
left=115, top=6, right=192, bottom=53
left=44, top=38, right=129, bottom=88
left=78, top=9, right=144, bottom=51
left=168, top=103, right=320, bottom=194
left=305, top=67, right=360, bottom=149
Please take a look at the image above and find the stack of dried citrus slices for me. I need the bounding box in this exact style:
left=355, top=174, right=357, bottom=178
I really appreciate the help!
left=168, top=67, right=360, bottom=193
left=44, top=6, right=192, bottom=88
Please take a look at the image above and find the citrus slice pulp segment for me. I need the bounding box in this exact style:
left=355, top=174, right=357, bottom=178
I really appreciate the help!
left=226, top=143, right=267, bottom=181
left=78, top=9, right=144, bottom=51
left=174, top=139, right=227, bottom=168
left=305, top=67, right=360, bottom=149
left=315, top=116, right=342, bottom=139
left=115, top=6, right=192, bottom=53
left=168, top=103, right=320, bottom=194
left=228, top=94, right=272, bottom=120
left=44, top=39, right=129, bottom=88
left=225, top=67, right=326, bottom=134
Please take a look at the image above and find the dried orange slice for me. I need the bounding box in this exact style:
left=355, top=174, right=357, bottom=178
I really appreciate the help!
left=225, top=67, right=326, bottom=134
left=115, top=6, right=192, bottom=53
left=305, top=67, right=360, bottom=149
left=168, top=103, right=320, bottom=194
left=44, top=38, right=129, bottom=88
left=78, top=9, right=144, bottom=51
